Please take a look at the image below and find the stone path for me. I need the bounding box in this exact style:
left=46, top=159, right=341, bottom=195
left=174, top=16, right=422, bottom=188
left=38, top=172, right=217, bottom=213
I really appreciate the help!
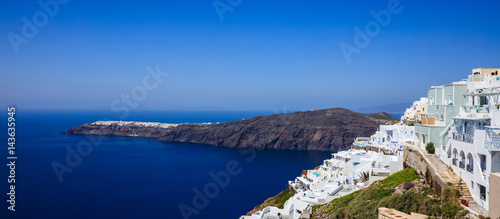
left=466, top=201, right=489, bottom=217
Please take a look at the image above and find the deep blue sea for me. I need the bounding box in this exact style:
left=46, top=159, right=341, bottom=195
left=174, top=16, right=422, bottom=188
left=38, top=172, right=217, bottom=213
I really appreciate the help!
left=390, top=114, right=403, bottom=119
left=0, top=109, right=331, bottom=219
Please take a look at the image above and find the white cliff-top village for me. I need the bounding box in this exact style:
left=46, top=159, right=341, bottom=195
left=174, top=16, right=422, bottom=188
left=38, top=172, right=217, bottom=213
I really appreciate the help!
left=240, top=68, right=500, bottom=219
left=92, top=121, right=214, bottom=128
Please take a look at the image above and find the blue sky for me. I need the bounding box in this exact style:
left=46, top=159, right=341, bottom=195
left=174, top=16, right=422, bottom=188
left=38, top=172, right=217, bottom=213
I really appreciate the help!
left=1, top=0, right=500, bottom=111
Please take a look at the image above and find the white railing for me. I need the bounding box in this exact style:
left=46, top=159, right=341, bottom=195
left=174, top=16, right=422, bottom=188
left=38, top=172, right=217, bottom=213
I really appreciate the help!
left=485, top=127, right=500, bottom=150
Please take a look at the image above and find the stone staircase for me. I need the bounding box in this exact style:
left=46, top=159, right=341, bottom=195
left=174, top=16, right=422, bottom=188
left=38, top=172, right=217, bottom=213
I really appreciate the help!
left=451, top=179, right=472, bottom=200
left=444, top=164, right=492, bottom=217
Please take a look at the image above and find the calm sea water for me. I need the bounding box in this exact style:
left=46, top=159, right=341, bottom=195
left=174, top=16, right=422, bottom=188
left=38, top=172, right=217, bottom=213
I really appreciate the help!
left=1, top=109, right=331, bottom=219
left=390, top=114, right=404, bottom=119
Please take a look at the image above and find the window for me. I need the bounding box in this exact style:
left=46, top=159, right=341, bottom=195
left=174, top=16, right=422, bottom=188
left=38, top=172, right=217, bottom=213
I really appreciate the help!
left=445, top=96, right=453, bottom=105
left=479, top=184, right=486, bottom=201
left=480, top=154, right=486, bottom=172
left=465, top=121, right=474, bottom=135
left=471, top=181, right=474, bottom=190
left=452, top=148, right=458, bottom=165
left=480, top=96, right=488, bottom=106
left=467, top=153, right=473, bottom=172
left=459, top=151, right=466, bottom=168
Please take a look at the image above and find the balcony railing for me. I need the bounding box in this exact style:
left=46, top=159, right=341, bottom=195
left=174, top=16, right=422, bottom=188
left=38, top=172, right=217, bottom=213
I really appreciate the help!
left=463, top=105, right=496, bottom=113
left=484, top=141, right=500, bottom=150
left=453, top=132, right=474, bottom=143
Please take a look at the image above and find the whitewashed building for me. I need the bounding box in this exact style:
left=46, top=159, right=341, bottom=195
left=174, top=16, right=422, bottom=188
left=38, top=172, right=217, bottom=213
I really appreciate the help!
left=241, top=149, right=403, bottom=219
left=369, top=124, right=414, bottom=155
left=402, top=97, right=429, bottom=124
left=438, top=68, right=500, bottom=211
left=352, top=122, right=414, bottom=156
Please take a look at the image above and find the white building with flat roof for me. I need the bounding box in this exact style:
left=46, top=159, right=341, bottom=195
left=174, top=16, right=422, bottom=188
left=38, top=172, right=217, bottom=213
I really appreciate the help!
left=370, top=124, right=414, bottom=154
left=353, top=123, right=414, bottom=156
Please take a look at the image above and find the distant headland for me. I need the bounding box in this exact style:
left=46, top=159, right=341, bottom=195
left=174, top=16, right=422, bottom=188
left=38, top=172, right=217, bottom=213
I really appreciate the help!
left=66, top=108, right=397, bottom=151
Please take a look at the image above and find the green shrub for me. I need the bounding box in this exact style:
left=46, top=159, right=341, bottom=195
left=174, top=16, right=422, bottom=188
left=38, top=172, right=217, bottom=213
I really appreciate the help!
left=425, top=168, right=430, bottom=183
left=458, top=209, right=469, bottom=217
left=426, top=142, right=435, bottom=154
left=377, top=191, right=442, bottom=217
left=377, top=168, right=419, bottom=189
left=442, top=203, right=461, bottom=219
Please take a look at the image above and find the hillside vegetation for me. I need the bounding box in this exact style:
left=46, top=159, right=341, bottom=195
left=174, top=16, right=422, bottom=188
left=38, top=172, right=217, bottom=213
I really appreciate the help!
left=246, top=189, right=294, bottom=216
left=312, top=168, right=468, bottom=219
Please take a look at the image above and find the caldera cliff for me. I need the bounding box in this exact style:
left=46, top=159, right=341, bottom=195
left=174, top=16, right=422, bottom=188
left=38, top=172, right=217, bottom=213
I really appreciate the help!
left=66, top=108, right=397, bottom=151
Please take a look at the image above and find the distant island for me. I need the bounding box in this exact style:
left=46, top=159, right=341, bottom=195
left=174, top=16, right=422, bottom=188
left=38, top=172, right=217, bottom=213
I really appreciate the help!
left=66, top=108, right=397, bottom=151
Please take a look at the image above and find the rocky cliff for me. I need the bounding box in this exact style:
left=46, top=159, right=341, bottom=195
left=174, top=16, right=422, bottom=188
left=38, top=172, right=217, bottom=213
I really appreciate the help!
left=66, top=108, right=397, bottom=151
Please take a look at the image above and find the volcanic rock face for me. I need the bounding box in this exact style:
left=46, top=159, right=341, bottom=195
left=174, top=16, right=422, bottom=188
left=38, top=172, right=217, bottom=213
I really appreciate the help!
left=66, top=108, right=397, bottom=151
